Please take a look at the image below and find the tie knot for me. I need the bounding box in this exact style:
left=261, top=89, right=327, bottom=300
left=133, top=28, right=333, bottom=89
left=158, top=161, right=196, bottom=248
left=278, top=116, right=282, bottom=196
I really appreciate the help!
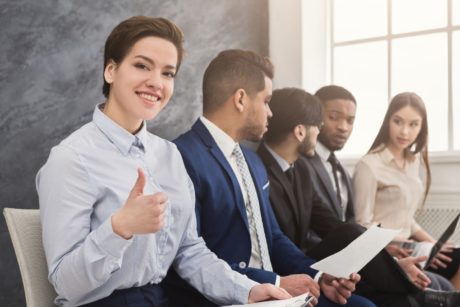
left=328, top=152, right=338, bottom=166
left=285, top=166, right=295, bottom=184
left=232, top=144, right=244, bottom=159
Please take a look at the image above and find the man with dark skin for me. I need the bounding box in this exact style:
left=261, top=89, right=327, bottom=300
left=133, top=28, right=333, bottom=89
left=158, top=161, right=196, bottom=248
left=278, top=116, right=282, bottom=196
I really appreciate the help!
left=258, top=86, right=460, bottom=307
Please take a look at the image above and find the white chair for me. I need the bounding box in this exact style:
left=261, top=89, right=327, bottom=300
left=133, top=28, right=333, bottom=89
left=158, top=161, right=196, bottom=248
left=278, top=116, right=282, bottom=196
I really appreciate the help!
left=3, top=208, right=57, bottom=307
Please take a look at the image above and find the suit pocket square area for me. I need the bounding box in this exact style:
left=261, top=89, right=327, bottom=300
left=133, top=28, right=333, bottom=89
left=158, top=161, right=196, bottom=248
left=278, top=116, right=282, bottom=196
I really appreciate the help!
left=262, top=181, right=270, bottom=190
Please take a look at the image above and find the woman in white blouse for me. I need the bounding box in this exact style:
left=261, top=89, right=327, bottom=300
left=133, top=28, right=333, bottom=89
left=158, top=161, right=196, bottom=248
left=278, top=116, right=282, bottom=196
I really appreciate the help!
left=352, top=92, right=460, bottom=289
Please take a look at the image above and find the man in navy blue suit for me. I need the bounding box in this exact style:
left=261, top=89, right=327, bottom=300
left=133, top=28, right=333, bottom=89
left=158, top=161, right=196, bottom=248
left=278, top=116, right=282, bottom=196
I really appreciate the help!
left=163, top=49, right=374, bottom=307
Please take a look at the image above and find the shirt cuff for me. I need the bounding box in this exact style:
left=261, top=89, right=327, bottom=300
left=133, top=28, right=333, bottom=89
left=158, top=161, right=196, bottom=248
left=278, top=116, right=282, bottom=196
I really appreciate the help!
left=275, top=275, right=280, bottom=287
left=238, top=279, right=259, bottom=304
left=92, top=216, right=132, bottom=258
left=314, top=271, right=323, bottom=283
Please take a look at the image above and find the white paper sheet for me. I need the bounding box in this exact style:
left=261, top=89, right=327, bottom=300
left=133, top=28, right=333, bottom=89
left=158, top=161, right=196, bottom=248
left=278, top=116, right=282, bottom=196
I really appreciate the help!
left=310, top=225, right=401, bottom=278
left=223, top=292, right=310, bottom=307
left=411, top=241, right=434, bottom=268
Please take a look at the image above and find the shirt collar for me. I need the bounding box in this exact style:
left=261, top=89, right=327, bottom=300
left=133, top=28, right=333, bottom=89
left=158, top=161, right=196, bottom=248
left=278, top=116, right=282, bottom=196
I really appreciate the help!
left=93, top=103, right=148, bottom=156
left=264, top=143, right=291, bottom=172
left=200, top=116, right=237, bottom=159
left=379, top=145, right=397, bottom=165
left=316, top=141, right=332, bottom=163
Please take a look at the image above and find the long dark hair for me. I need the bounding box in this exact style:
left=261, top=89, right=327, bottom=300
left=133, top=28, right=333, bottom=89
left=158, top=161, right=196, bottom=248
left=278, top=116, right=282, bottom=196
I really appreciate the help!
left=369, top=92, right=431, bottom=203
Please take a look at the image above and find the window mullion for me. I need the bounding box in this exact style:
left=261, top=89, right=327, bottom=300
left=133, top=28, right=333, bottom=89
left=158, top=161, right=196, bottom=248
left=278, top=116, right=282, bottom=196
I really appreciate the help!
left=448, top=0, right=453, bottom=151
left=388, top=0, right=392, bottom=101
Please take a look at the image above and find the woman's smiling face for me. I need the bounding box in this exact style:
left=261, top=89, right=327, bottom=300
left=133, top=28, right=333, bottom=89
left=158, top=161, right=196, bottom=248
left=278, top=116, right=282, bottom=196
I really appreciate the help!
left=103, top=36, right=178, bottom=133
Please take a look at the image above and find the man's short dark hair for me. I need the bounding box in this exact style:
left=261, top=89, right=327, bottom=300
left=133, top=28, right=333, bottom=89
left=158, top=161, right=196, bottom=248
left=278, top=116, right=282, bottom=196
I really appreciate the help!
left=264, top=88, right=322, bottom=144
left=314, top=85, right=356, bottom=105
left=202, top=49, right=274, bottom=114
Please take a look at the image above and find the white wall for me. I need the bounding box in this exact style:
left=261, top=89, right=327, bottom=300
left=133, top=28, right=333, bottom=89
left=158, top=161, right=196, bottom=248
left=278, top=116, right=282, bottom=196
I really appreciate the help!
left=269, top=0, right=327, bottom=91
left=268, top=0, right=303, bottom=88
left=268, top=0, right=460, bottom=210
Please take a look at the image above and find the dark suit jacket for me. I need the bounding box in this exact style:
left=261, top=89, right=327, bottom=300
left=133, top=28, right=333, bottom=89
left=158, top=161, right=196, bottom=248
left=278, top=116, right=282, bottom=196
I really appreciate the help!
left=163, top=119, right=317, bottom=306
left=299, top=152, right=355, bottom=222
left=257, top=145, right=419, bottom=305
left=257, top=144, right=344, bottom=252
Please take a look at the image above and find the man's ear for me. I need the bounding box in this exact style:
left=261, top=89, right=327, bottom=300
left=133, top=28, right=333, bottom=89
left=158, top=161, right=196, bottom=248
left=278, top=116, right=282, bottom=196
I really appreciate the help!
left=104, top=60, right=117, bottom=85
left=294, top=124, right=306, bottom=142
left=233, top=88, right=246, bottom=113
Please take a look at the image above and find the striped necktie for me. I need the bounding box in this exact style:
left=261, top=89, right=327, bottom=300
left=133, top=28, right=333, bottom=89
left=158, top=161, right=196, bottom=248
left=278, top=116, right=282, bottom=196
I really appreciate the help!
left=232, top=145, right=273, bottom=271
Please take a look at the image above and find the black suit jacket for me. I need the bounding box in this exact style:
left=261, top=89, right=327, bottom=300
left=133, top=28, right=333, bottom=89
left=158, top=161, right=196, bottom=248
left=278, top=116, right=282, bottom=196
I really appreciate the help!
left=299, top=152, right=355, bottom=222
left=257, top=145, right=418, bottom=306
left=257, top=144, right=344, bottom=252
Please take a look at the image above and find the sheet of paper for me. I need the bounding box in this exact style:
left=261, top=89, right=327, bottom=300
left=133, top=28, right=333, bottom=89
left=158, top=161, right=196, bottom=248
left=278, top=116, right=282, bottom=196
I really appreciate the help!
left=224, top=292, right=309, bottom=307
left=411, top=241, right=433, bottom=268
left=311, top=225, right=401, bottom=278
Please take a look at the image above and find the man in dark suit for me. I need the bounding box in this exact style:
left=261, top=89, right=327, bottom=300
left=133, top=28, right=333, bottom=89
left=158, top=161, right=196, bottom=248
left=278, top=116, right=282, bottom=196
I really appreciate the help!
left=298, top=85, right=455, bottom=293
left=259, top=87, right=460, bottom=307
left=297, top=85, right=356, bottom=225
left=164, top=50, right=374, bottom=307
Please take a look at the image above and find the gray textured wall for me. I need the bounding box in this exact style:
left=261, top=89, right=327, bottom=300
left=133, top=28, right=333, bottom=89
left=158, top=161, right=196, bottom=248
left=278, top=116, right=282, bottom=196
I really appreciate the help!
left=0, top=1, right=268, bottom=305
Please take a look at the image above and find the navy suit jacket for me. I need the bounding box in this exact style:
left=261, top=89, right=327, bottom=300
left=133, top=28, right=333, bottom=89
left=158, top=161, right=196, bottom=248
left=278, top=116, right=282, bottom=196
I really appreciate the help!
left=173, top=119, right=317, bottom=283
left=299, top=152, right=355, bottom=222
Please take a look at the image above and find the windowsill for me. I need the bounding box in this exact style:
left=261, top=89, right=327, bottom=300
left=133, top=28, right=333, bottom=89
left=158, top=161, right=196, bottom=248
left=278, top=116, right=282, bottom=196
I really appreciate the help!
left=339, top=151, right=460, bottom=166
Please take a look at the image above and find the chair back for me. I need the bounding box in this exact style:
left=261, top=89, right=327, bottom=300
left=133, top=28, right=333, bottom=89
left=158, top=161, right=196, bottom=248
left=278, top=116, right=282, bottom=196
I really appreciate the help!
left=3, top=208, right=57, bottom=307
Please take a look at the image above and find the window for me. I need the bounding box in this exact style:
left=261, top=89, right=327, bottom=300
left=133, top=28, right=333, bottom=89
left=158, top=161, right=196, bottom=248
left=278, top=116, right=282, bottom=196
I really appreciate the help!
left=331, top=0, right=460, bottom=155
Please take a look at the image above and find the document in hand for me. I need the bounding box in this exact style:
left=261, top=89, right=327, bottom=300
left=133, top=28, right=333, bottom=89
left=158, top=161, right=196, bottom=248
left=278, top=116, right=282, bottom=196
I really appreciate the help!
left=223, top=293, right=311, bottom=307
left=311, top=225, right=401, bottom=278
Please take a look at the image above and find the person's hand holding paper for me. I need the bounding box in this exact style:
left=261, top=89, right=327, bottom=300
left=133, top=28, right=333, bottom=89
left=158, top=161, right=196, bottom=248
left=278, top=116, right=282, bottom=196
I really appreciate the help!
left=311, top=225, right=401, bottom=278
left=318, top=272, right=361, bottom=305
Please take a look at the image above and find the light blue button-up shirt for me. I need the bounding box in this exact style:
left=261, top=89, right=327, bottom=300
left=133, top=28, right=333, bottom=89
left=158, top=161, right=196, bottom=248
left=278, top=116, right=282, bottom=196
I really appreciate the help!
left=36, top=104, right=257, bottom=306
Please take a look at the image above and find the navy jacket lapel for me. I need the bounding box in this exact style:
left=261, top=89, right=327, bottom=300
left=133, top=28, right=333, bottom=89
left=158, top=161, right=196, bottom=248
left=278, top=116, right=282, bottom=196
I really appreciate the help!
left=192, top=120, right=250, bottom=229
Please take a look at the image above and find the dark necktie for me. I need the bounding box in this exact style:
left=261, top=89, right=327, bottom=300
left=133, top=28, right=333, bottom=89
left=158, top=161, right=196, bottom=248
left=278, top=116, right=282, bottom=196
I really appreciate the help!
left=285, top=166, right=295, bottom=185
left=328, top=152, right=342, bottom=205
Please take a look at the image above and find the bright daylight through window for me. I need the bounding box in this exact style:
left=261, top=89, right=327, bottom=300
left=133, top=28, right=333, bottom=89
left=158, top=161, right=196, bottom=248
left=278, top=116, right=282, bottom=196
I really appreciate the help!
left=331, top=0, right=460, bottom=155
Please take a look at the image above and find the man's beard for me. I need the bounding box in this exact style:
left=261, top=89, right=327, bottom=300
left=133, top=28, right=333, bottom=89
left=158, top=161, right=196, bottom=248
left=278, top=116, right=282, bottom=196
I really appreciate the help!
left=298, top=135, right=315, bottom=157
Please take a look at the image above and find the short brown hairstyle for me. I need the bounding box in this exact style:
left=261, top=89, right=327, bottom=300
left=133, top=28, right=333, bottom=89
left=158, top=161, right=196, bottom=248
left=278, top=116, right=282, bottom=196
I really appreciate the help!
left=202, top=49, right=274, bottom=114
left=102, top=16, right=184, bottom=97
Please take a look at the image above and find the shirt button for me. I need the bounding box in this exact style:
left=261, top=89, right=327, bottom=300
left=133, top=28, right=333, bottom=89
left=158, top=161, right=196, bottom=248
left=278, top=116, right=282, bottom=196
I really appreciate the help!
left=239, top=261, right=246, bottom=269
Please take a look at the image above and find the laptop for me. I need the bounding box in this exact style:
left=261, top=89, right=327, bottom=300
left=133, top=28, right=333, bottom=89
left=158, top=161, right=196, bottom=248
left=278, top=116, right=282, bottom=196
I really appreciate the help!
left=424, top=212, right=460, bottom=269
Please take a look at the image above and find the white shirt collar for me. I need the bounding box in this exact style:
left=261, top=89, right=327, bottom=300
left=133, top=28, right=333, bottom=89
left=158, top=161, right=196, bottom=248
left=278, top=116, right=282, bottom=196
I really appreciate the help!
left=264, top=143, right=291, bottom=172
left=316, top=141, right=332, bottom=163
left=200, top=116, right=237, bottom=159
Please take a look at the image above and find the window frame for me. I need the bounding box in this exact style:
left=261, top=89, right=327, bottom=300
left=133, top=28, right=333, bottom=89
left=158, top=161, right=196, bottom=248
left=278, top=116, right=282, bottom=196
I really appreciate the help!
left=329, top=0, right=460, bottom=156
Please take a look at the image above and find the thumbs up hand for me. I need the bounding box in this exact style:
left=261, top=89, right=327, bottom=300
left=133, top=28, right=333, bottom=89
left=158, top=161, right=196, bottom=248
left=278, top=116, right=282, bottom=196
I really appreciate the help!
left=112, top=169, right=168, bottom=239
